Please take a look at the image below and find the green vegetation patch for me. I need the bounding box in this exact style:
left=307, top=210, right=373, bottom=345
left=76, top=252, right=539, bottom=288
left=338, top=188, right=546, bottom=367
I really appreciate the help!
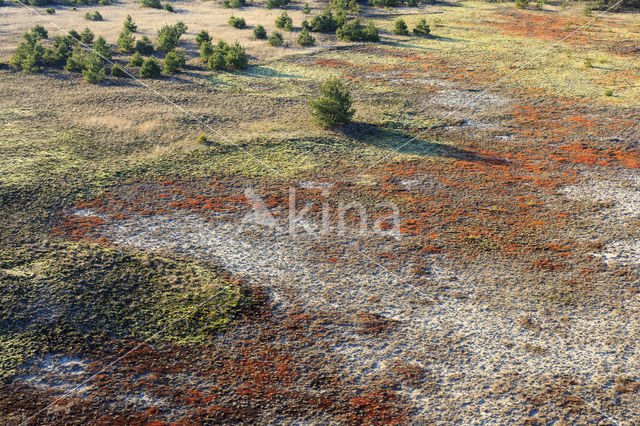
left=0, top=241, right=248, bottom=381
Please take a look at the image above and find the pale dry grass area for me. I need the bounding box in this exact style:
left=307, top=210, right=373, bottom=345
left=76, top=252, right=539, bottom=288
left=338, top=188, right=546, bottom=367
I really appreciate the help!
left=0, top=0, right=350, bottom=61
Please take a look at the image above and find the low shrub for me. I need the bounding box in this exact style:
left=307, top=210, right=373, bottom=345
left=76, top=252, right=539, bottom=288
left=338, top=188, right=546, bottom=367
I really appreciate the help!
left=129, top=51, right=144, bottom=66
left=310, top=8, right=338, bottom=32
left=80, top=27, right=94, bottom=44
left=297, top=27, right=315, bottom=46
left=163, top=49, right=186, bottom=73
left=253, top=24, right=267, bottom=39
left=268, top=31, right=284, bottom=46
left=196, top=134, right=208, bottom=144
left=110, top=64, right=126, bottom=77
left=195, top=30, right=212, bottom=46
left=275, top=12, right=293, bottom=30
left=393, top=19, right=408, bottom=35
left=93, top=36, right=111, bottom=59
left=302, top=2, right=311, bottom=13
left=584, top=57, right=593, bottom=68
left=603, top=89, right=613, bottom=96
left=141, top=0, right=161, bottom=8
left=46, top=7, right=55, bottom=14
left=336, top=19, right=379, bottom=42
left=163, top=3, right=174, bottom=12
left=139, top=56, right=162, bottom=77
left=124, top=15, right=137, bottom=32
left=265, top=0, right=289, bottom=9
left=136, top=36, right=154, bottom=55
left=515, top=0, right=528, bottom=8
left=158, top=22, right=187, bottom=51
left=309, top=77, right=354, bottom=127
left=117, top=29, right=135, bottom=53
left=82, top=53, right=106, bottom=83
left=201, top=40, right=249, bottom=71
left=228, top=15, right=247, bottom=29
left=222, top=0, right=245, bottom=7
left=413, top=18, right=430, bottom=36
left=85, top=10, right=103, bottom=21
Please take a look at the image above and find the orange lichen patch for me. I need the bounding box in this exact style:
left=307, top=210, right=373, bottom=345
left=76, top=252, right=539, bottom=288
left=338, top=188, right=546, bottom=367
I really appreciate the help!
left=52, top=215, right=105, bottom=241
left=532, top=259, right=565, bottom=271
left=495, top=12, right=589, bottom=44
left=314, top=59, right=352, bottom=68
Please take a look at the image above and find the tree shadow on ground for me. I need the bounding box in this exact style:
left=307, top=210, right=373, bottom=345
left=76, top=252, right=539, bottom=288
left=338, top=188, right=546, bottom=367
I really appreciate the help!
left=342, top=122, right=507, bottom=165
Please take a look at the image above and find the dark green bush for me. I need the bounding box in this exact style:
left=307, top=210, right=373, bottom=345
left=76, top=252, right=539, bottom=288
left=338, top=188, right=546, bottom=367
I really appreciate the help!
left=268, top=31, right=284, bottom=46
left=163, top=2, right=174, bottom=12
left=85, top=10, right=103, bottom=21
left=124, top=15, right=137, bottom=32
left=64, top=48, right=87, bottom=71
left=129, top=51, right=144, bottom=66
left=139, top=56, right=162, bottom=77
left=195, top=30, right=212, bottom=46
left=80, top=27, right=94, bottom=44
left=110, top=64, right=126, bottom=77
left=136, top=36, right=154, bottom=54
left=82, top=53, right=106, bottom=83
left=310, top=8, right=338, bottom=32
left=302, top=2, right=311, bottom=13
left=336, top=19, right=379, bottom=42
left=265, top=0, right=289, bottom=8
left=413, top=18, right=430, bottom=36
left=141, top=0, right=161, bottom=8
left=393, top=19, right=408, bottom=35
left=370, top=0, right=398, bottom=7
left=31, top=25, right=48, bottom=40
left=9, top=26, right=50, bottom=73
left=253, top=24, right=267, bottom=39
left=275, top=11, right=293, bottom=30
left=515, top=0, right=528, bottom=8
left=228, top=15, right=247, bottom=29
left=309, top=77, right=354, bottom=127
left=93, top=36, right=112, bottom=59
left=297, top=27, right=315, bottom=46
left=158, top=23, right=187, bottom=51
left=68, top=29, right=81, bottom=40
left=117, top=29, right=135, bottom=53
left=44, top=35, right=74, bottom=66
left=201, top=40, right=249, bottom=71
left=332, top=0, right=359, bottom=12
left=163, top=49, right=186, bottom=73
left=222, top=0, right=245, bottom=7
left=46, top=7, right=55, bottom=14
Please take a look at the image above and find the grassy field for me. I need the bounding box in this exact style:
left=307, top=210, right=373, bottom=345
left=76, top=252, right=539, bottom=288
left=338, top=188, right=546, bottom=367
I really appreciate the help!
left=1, top=0, right=640, bottom=423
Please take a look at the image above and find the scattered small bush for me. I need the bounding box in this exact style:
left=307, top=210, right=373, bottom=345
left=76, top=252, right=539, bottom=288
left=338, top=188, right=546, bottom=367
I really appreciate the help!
left=222, top=0, right=245, bottom=7
left=196, top=134, right=208, bottom=144
left=584, top=6, right=593, bottom=16
left=268, top=31, right=284, bottom=46
left=93, top=36, right=111, bottom=59
left=336, top=19, right=379, bottom=42
left=136, top=36, right=154, bottom=54
left=110, top=65, right=126, bottom=77
left=297, top=27, right=315, bottom=46
left=393, top=19, right=408, bottom=35
left=515, top=0, right=528, bottom=8
left=310, top=8, right=338, bottom=33
left=413, top=18, right=430, bottom=36
left=85, top=10, right=103, bottom=21
left=80, top=27, right=94, bottom=44
left=157, top=22, right=187, bottom=51
left=117, top=29, right=135, bottom=53
left=332, top=0, right=359, bottom=13
left=9, top=26, right=50, bottom=73
left=129, top=51, right=144, bottom=66
left=68, top=29, right=81, bottom=40
left=163, top=49, right=186, bottom=73
left=275, top=12, right=293, bottom=31
left=163, top=3, right=174, bottom=12
left=124, top=15, right=137, bottom=32
left=141, top=0, right=161, bottom=8
left=309, top=77, right=354, bottom=127
left=31, top=25, right=48, bottom=40
left=195, top=30, right=212, bottom=46
left=301, top=20, right=312, bottom=31
left=253, top=24, right=267, bottom=39
left=139, top=56, right=162, bottom=77
left=302, top=2, right=311, bottom=13
left=265, top=0, right=289, bottom=9
left=584, top=57, right=593, bottom=68
left=82, top=53, right=106, bottom=83
left=228, top=16, right=247, bottom=29
left=603, top=89, right=613, bottom=96
left=201, top=40, right=248, bottom=71
left=46, top=7, right=55, bottom=14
